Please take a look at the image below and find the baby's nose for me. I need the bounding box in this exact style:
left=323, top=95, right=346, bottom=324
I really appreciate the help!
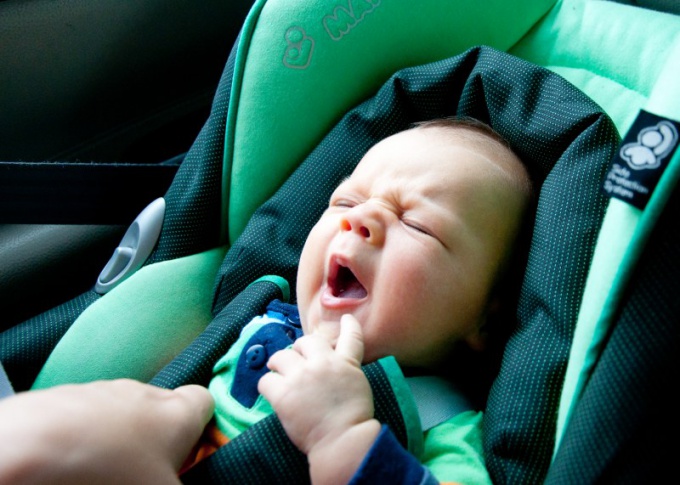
left=340, top=219, right=370, bottom=238
left=339, top=208, right=384, bottom=245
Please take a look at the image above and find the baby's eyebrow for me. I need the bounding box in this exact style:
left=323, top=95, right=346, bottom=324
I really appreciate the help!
left=337, top=175, right=351, bottom=187
left=328, top=177, right=352, bottom=203
left=331, top=176, right=352, bottom=194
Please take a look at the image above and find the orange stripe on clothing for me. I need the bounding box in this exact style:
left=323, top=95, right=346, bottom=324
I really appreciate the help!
left=179, top=422, right=230, bottom=475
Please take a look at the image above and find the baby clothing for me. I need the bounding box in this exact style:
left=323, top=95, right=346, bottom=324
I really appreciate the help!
left=210, top=299, right=303, bottom=437
left=189, top=300, right=491, bottom=484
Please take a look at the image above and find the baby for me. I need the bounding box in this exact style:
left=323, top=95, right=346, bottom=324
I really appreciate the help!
left=186, top=117, right=532, bottom=483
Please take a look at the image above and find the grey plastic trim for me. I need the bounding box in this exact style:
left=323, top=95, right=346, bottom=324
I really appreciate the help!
left=95, top=197, right=166, bottom=294
left=0, top=360, right=15, bottom=400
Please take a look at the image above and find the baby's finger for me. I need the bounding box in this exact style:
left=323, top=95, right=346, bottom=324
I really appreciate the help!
left=266, top=347, right=303, bottom=373
left=258, top=371, right=286, bottom=405
left=335, top=314, right=364, bottom=364
left=292, top=334, right=333, bottom=360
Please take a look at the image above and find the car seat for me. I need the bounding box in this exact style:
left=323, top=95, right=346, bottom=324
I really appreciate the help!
left=2, top=0, right=679, bottom=482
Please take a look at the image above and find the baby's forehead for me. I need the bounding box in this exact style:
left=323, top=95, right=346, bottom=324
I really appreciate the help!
left=346, top=151, right=504, bottom=210
left=424, top=127, right=530, bottom=195
left=354, top=128, right=512, bottom=181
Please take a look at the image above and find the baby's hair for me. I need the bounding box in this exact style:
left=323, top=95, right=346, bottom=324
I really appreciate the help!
left=411, top=116, right=533, bottom=199
left=411, top=116, right=512, bottom=151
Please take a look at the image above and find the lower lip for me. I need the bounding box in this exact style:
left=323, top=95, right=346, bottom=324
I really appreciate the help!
left=320, top=286, right=367, bottom=309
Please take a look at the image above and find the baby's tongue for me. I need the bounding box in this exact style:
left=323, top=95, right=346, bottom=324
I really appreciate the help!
left=339, top=280, right=367, bottom=299
left=335, top=266, right=367, bottom=298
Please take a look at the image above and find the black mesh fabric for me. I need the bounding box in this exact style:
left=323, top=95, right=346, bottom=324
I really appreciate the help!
left=0, top=290, right=101, bottom=391
left=483, top=121, right=618, bottom=480
left=210, top=46, right=621, bottom=482
left=181, top=413, right=310, bottom=484
left=148, top=36, right=241, bottom=264
left=545, top=182, right=680, bottom=483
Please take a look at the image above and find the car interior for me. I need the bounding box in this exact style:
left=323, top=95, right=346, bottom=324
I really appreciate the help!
left=1, top=0, right=678, bottom=482
left=0, top=0, right=255, bottom=327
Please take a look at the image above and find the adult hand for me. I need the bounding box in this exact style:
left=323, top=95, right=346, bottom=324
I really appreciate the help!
left=0, top=379, right=213, bottom=485
left=259, top=314, right=381, bottom=484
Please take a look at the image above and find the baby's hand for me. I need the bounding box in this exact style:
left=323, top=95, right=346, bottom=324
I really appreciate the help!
left=258, top=314, right=381, bottom=484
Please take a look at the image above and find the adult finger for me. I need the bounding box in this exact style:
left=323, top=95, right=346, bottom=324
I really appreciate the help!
left=335, top=314, right=364, bottom=364
left=156, top=385, right=215, bottom=470
left=172, top=385, right=215, bottom=426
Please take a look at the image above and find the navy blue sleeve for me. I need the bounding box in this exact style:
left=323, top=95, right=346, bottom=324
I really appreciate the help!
left=348, top=425, right=438, bottom=485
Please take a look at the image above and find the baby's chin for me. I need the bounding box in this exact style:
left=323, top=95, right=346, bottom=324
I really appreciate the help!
left=308, top=319, right=341, bottom=345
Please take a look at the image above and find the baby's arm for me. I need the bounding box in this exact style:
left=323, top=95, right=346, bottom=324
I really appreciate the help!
left=258, top=314, right=381, bottom=485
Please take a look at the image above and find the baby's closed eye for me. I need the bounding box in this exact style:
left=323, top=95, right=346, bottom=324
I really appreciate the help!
left=331, top=198, right=357, bottom=208
left=401, top=218, right=432, bottom=236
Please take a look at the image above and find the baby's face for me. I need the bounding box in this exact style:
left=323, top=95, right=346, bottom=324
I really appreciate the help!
left=296, top=127, right=527, bottom=368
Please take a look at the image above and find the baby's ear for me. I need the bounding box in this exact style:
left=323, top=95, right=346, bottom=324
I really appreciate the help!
left=464, top=329, right=487, bottom=352
left=465, top=296, right=502, bottom=352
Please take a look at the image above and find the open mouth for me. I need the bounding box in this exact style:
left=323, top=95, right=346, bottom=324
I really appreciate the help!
left=329, top=260, right=367, bottom=299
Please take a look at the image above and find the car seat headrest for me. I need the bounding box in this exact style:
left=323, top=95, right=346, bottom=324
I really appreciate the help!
left=224, top=0, right=558, bottom=243
left=215, top=45, right=619, bottom=312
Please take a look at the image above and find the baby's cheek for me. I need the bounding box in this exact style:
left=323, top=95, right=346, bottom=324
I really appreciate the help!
left=361, top=316, right=409, bottom=362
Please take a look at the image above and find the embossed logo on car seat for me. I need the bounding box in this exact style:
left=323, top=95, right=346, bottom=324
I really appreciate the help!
left=323, top=0, right=381, bottom=41
left=283, top=26, right=315, bottom=69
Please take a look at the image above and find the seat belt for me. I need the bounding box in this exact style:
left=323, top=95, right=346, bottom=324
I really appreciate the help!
left=407, top=376, right=474, bottom=431
left=0, top=161, right=178, bottom=224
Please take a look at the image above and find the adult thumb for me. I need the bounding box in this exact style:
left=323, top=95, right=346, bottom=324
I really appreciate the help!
left=161, top=385, right=214, bottom=469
